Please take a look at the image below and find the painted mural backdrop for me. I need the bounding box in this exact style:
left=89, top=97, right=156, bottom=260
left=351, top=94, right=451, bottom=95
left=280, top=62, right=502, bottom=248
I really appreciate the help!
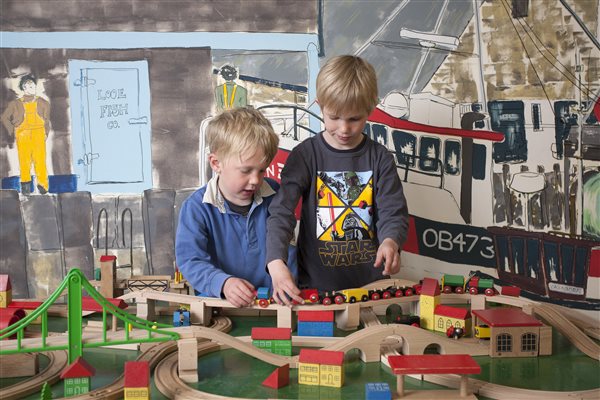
left=1, top=0, right=599, bottom=312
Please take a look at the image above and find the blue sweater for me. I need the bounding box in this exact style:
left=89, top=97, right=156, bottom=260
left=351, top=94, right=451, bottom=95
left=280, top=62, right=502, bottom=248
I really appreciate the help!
left=176, top=176, right=296, bottom=298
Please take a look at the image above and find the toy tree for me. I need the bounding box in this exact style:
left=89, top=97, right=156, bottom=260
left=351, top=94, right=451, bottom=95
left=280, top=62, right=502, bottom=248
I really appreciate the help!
left=40, top=382, right=53, bottom=400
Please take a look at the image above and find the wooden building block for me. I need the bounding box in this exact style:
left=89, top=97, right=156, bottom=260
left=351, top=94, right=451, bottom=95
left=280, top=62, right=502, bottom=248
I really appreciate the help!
left=99, top=255, right=117, bottom=298
left=190, top=300, right=212, bottom=326
left=0, top=353, right=39, bottom=378
left=262, top=364, right=290, bottom=389
left=335, top=303, right=361, bottom=331
left=538, top=325, right=553, bottom=356
left=178, top=338, right=198, bottom=383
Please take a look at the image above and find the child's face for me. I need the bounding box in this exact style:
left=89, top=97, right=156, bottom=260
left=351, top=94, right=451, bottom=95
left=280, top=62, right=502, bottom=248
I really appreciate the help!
left=321, top=106, right=369, bottom=150
left=212, top=149, right=269, bottom=206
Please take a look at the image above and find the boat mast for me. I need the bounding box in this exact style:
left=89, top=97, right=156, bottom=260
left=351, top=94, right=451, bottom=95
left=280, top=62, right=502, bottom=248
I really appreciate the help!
left=574, top=49, right=584, bottom=236
left=473, top=0, right=487, bottom=113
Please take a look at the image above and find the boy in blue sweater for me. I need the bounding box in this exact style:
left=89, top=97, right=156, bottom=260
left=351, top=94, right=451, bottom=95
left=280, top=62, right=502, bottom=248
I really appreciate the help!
left=176, top=107, right=296, bottom=307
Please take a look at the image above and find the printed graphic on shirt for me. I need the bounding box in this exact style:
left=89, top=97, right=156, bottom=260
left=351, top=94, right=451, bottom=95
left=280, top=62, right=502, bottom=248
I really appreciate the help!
left=316, top=171, right=374, bottom=242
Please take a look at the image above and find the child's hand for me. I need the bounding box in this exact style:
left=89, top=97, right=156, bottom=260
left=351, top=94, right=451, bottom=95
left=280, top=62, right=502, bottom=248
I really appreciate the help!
left=222, top=277, right=256, bottom=307
left=267, top=260, right=304, bottom=306
left=374, top=238, right=401, bottom=276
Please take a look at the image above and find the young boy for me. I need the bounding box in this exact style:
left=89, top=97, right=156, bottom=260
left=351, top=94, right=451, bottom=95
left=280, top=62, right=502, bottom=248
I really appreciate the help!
left=176, top=107, right=296, bottom=307
left=266, top=55, right=409, bottom=305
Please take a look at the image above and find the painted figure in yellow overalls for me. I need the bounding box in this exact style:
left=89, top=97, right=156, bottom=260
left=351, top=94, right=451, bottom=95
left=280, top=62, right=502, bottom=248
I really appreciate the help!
left=214, top=64, right=248, bottom=111
left=1, top=74, right=50, bottom=195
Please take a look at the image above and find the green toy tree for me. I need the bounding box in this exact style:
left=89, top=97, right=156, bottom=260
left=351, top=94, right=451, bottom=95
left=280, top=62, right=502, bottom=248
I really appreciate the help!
left=40, top=381, right=53, bottom=400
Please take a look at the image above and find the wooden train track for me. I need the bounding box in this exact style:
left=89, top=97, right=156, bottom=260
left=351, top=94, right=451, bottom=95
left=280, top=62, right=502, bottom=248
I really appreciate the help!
left=530, top=303, right=600, bottom=360
left=0, top=317, right=232, bottom=400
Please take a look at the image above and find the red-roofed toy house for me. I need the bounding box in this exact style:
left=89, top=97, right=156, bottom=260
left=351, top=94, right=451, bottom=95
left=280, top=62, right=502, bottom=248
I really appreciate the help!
left=472, top=308, right=552, bottom=357
left=251, top=327, right=292, bottom=356
left=124, top=360, right=150, bottom=400
left=419, top=278, right=440, bottom=330
left=60, top=356, right=96, bottom=396
left=0, top=274, right=11, bottom=308
left=298, top=348, right=344, bottom=388
left=434, top=304, right=472, bottom=335
left=297, top=310, right=334, bottom=337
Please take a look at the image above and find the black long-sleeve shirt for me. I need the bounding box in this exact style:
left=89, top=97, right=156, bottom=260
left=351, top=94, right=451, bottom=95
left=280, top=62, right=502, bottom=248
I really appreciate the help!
left=266, top=132, right=409, bottom=291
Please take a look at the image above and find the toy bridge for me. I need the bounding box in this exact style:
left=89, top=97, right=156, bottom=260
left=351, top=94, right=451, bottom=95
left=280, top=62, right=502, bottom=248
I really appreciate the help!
left=0, top=268, right=179, bottom=363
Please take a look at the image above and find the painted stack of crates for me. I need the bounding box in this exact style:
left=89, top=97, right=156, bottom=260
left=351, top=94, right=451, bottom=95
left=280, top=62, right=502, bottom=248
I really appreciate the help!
left=297, top=310, right=334, bottom=336
left=251, top=327, right=292, bottom=356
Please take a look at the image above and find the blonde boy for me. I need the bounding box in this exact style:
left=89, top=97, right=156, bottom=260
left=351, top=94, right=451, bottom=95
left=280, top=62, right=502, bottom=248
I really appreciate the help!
left=176, top=107, right=296, bottom=307
left=266, top=55, right=409, bottom=305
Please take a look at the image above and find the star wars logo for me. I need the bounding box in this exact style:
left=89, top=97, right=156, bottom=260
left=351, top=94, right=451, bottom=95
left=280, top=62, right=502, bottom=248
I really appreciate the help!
left=318, top=240, right=376, bottom=267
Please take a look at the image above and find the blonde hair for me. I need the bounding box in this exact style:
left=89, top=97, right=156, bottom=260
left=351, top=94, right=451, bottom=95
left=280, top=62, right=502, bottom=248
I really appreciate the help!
left=316, top=55, right=378, bottom=116
left=206, top=107, right=279, bottom=164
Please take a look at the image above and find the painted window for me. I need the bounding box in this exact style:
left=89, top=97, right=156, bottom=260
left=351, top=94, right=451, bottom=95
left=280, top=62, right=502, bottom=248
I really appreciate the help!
left=532, top=103, right=542, bottom=131
left=369, top=123, right=388, bottom=146
left=489, top=100, right=527, bottom=163
left=419, top=136, right=440, bottom=172
left=472, top=144, right=487, bottom=180
left=526, top=238, right=541, bottom=278
left=496, top=333, right=513, bottom=353
left=391, top=130, right=416, bottom=167
left=444, top=140, right=461, bottom=175
left=521, top=332, right=537, bottom=352
left=511, top=237, right=525, bottom=275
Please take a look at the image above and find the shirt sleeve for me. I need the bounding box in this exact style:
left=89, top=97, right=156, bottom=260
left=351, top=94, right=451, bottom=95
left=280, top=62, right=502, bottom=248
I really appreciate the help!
left=266, top=145, right=311, bottom=264
left=375, top=149, right=409, bottom=247
left=175, top=196, right=231, bottom=298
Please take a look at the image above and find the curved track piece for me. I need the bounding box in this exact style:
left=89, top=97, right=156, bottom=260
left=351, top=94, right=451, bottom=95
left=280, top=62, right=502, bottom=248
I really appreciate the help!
left=531, top=303, right=600, bottom=360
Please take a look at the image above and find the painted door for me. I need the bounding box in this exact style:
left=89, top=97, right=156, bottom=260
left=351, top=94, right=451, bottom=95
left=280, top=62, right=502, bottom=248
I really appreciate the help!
left=68, top=60, right=151, bottom=193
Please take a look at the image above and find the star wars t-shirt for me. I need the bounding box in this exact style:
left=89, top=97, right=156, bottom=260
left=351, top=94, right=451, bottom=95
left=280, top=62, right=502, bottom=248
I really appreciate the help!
left=267, top=132, right=409, bottom=292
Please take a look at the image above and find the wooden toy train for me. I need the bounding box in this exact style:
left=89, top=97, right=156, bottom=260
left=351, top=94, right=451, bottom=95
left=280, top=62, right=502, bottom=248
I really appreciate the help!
left=253, top=272, right=502, bottom=308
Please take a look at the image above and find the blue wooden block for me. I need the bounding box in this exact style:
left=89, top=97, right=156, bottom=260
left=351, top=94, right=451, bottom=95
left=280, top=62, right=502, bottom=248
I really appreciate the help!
left=365, top=382, right=391, bottom=400
left=173, top=310, right=190, bottom=327
left=297, top=321, right=333, bottom=337
left=256, top=287, right=270, bottom=299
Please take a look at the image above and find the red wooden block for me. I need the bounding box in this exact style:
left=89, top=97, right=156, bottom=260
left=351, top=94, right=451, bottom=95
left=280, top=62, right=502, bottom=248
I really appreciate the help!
left=297, top=310, right=334, bottom=322
left=262, top=364, right=290, bottom=389
left=7, top=301, right=42, bottom=310
left=124, top=360, right=149, bottom=388
left=251, top=327, right=292, bottom=340
left=420, top=277, right=440, bottom=296
left=501, top=286, right=521, bottom=297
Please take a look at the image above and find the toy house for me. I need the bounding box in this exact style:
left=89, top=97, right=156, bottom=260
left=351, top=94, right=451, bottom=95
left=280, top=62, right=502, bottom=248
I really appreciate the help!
left=298, top=348, right=344, bottom=388
left=124, top=360, right=150, bottom=400
left=0, top=274, right=11, bottom=308
left=433, top=304, right=472, bottom=335
left=419, top=277, right=440, bottom=330
left=471, top=308, right=552, bottom=357
left=297, top=310, right=334, bottom=337
left=251, top=327, right=292, bottom=356
left=60, top=356, right=96, bottom=397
